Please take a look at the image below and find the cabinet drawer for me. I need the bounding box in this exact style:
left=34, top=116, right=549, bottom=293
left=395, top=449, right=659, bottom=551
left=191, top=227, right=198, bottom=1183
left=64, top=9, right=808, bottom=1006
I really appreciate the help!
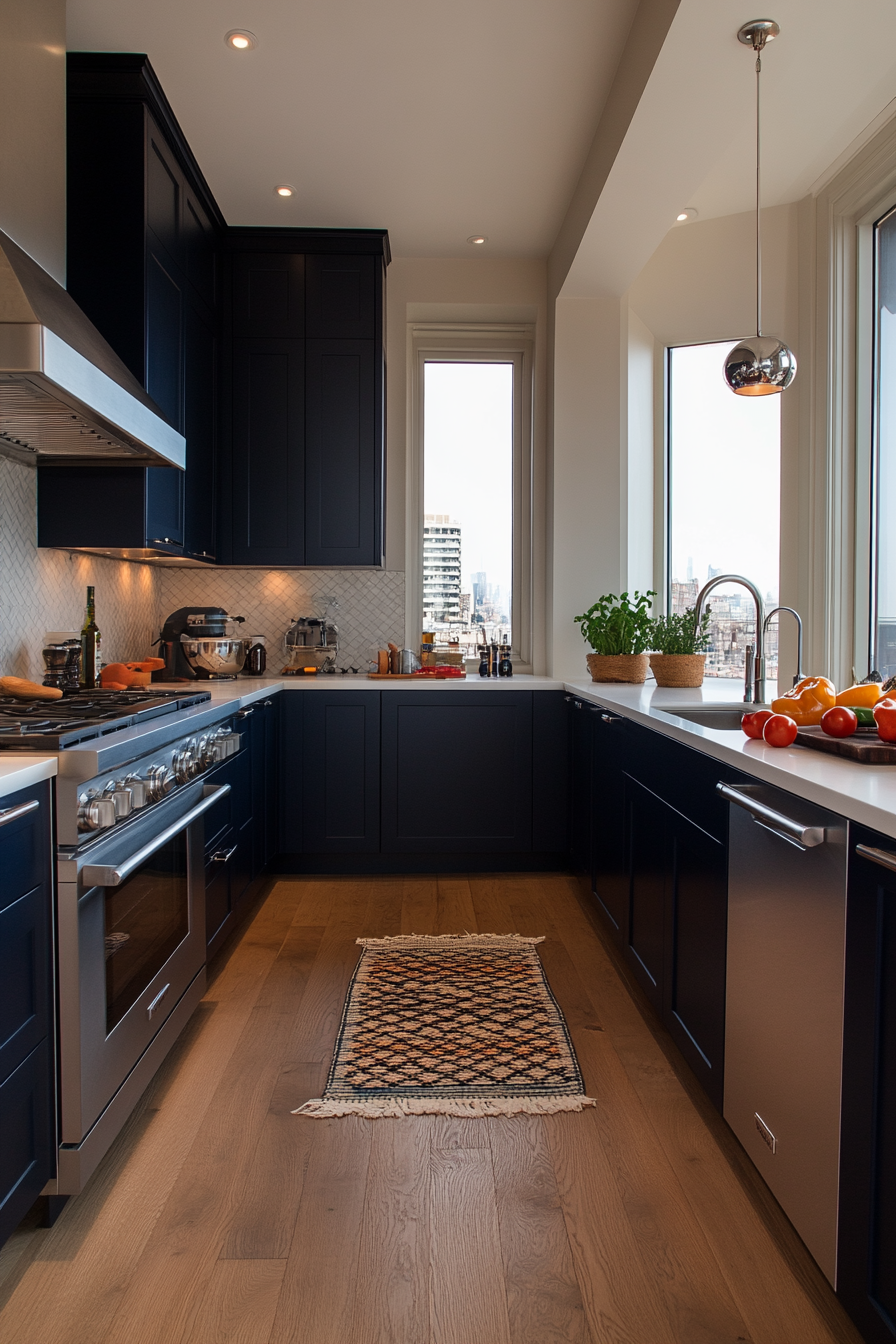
left=0, top=1040, right=54, bottom=1246
left=0, top=783, right=51, bottom=912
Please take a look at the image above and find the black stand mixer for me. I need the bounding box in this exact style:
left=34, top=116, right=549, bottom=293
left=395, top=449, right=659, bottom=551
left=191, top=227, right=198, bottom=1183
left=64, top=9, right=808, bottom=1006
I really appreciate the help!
left=158, top=608, right=247, bottom=680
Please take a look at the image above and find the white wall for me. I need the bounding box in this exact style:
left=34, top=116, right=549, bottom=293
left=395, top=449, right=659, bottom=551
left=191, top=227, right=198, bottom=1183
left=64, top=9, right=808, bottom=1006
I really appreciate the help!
left=550, top=295, right=623, bottom=677
left=0, top=0, right=66, bottom=283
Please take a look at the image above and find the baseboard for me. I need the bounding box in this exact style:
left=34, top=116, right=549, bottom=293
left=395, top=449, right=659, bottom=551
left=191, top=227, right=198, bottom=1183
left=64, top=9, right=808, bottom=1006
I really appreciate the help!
left=271, top=852, right=569, bottom=875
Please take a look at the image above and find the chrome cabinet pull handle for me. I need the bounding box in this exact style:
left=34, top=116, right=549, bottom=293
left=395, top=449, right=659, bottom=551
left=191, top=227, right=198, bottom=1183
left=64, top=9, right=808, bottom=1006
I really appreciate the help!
left=601, top=713, right=624, bottom=723
left=82, top=784, right=231, bottom=887
left=236, top=707, right=255, bottom=719
left=717, top=782, right=826, bottom=848
left=211, top=845, right=238, bottom=864
left=0, top=798, right=39, bottom=828
left=147, top=984, right=170, bottom=1021
left=855, top=843, right=896, bottom=873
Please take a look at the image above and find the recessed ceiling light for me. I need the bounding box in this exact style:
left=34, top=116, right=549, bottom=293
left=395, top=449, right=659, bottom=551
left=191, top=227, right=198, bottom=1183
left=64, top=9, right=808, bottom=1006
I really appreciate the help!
left=274, top=185, right=295, bottom=198
left=676, top=208, right=697, bottom=223
left=225, top=30, right=257, bottom=50
left=467, top=235, right=487, bottom=246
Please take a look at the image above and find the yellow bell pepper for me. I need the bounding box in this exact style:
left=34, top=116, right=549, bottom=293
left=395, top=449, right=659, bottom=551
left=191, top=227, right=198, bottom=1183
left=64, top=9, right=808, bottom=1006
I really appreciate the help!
left=835, top=682, right=882, bottom=708
left=771, top=676, right=837, bottom=726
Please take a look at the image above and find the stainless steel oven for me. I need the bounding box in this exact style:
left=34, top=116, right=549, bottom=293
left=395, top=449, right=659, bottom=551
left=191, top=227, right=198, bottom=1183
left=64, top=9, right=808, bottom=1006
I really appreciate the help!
left=55, top=778, right=229, bottom=1193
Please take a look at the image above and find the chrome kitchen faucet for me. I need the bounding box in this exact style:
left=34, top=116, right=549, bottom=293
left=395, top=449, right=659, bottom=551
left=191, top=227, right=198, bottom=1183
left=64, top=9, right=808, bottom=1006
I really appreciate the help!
left=694, top=574, right=766, bottom=704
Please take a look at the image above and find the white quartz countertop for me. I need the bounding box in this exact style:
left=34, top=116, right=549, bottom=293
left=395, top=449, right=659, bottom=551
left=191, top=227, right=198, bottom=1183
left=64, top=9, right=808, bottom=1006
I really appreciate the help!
left=566, top=677, right=896, bottom=840
left=0, top=754, right=57, bottom=802
left=153, top=674, right=565, bottom=704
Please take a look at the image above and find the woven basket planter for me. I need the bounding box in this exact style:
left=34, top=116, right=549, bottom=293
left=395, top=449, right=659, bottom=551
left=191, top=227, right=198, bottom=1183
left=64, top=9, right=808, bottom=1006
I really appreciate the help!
left=585, top=653, right=650, bottom=684
left=648, top=653, right=706, bottom=688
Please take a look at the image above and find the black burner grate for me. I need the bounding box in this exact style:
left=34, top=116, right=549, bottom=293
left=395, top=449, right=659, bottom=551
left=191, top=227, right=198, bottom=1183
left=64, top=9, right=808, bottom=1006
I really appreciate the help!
left=0, top=689, right=211, bottom=747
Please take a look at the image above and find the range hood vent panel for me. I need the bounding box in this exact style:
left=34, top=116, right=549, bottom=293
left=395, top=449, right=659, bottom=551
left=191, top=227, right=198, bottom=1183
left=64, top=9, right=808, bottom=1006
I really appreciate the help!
left=0, top=230, right=185, bottom=468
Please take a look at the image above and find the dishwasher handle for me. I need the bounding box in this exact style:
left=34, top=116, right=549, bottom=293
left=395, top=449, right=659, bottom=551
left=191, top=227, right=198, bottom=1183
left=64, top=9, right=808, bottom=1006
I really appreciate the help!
left=716, top=782, right=827, bottom=848
left=855, top=843, right=896, bottom=873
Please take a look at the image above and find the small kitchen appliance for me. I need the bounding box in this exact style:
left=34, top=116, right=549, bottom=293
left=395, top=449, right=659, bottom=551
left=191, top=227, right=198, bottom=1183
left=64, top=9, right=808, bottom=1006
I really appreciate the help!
left=283, top=602, right=339, bottom=673
left=159, top=607, right=247, bottom=680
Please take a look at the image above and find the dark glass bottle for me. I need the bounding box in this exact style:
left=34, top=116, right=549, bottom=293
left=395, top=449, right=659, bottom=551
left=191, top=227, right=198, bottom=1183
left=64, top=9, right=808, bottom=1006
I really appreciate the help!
left=80, top=586, right=102, bottom=688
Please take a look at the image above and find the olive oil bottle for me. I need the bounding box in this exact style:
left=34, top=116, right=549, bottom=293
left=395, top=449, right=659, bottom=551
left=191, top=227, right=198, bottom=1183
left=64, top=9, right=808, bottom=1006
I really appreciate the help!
left=80, top=586, right=102, bottom=688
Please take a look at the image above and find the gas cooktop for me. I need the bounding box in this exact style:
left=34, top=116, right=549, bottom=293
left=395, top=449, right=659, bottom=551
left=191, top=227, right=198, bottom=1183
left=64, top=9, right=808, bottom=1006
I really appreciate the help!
left=0, top=688, right=211, bottom=749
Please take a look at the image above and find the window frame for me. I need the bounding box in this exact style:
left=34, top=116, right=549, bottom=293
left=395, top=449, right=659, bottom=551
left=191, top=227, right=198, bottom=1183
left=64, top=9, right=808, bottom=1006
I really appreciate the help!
left=406, top=324, right=535, bottom=668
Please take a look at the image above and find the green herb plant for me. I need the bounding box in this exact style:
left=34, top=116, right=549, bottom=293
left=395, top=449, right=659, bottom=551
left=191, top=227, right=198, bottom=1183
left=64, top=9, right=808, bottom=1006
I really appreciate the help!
left=574, top=591, right=657, bottom=655
left=650, top=605, right=712, bottom=655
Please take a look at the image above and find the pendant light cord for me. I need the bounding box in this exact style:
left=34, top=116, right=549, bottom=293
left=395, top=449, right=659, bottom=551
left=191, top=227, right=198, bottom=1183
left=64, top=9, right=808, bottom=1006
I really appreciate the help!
left=755, top=43, right=763, bottom=337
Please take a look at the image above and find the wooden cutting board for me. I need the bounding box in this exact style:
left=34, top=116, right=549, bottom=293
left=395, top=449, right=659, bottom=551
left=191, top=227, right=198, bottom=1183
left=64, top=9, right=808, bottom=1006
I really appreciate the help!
left=795, top=726, right=896, bottom=763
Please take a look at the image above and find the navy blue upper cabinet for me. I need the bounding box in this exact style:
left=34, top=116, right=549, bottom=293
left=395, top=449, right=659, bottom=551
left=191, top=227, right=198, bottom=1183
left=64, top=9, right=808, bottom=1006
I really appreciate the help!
left=221, top=229, right=388, bottom=567
left=51, top=53, right=225, bottom=562
left=306, top=254, right=375, bottom=338
left=0, top=782, right=55, bottom=1248
left=838, top=826, right=896, bottom=1344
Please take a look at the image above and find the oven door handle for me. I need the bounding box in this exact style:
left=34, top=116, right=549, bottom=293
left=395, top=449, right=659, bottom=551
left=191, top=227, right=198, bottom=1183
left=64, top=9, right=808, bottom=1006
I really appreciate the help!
left=82, top=784, right=231, bottom=888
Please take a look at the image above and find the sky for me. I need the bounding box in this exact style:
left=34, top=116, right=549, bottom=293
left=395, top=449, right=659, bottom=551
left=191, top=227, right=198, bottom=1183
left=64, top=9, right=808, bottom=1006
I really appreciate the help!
left=669, top=340, right=781, bottom=603
left=423, top=361, right=513, bottom=603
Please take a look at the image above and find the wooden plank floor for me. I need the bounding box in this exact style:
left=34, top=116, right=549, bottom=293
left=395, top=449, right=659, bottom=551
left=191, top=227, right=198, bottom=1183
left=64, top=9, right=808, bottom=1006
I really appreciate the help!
left=0, top=874, right=864, bottom=1344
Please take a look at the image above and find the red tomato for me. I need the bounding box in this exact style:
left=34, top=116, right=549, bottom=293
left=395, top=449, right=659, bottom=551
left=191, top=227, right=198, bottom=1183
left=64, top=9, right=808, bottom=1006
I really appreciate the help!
left=821, top=706, right=858, bottom=738
left=762, top=713, right=798, bottom=747
left=742, top=710, right=774, bottom=739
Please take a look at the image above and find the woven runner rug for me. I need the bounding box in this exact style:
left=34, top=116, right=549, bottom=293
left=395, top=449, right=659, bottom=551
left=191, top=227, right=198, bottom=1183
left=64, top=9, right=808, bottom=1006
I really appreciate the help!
left=295, top=933, right=595, bottom=1119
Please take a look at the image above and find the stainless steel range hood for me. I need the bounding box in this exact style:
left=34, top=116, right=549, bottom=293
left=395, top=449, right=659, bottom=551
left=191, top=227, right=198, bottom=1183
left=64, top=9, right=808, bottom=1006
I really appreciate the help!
left=0, top=229, right=185, bottom=468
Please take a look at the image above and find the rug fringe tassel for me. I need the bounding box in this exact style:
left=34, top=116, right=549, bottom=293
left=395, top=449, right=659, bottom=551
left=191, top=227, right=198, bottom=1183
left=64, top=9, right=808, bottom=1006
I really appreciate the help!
left=355, top=932, right=545, bottom=949
left=293, top=1094, right=596, bottom=1119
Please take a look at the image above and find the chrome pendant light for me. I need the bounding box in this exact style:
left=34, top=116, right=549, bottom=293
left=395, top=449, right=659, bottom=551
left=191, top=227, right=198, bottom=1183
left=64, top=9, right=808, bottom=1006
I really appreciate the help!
left=723, top=19, right=796, bottom=396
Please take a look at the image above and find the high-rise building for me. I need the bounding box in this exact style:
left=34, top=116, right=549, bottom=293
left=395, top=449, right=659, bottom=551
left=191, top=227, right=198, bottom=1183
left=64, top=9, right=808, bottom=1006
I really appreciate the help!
left=423, top=515, right=462, bottom=622
left=471, top=571, right=487, bottom=617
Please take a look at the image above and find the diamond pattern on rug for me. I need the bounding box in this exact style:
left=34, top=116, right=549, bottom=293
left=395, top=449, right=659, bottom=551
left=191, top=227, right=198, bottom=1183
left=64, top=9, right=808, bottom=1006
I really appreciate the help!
left=295, top=933, right=595, bottom=1119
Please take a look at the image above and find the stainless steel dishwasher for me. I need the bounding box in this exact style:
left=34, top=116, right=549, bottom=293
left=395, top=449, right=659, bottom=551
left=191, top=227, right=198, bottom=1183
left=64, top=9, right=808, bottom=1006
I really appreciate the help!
left=719, top=781, right=847, bottom=1286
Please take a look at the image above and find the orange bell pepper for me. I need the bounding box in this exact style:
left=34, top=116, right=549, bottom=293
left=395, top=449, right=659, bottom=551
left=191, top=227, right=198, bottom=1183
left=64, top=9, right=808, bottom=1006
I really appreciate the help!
left=835, top=682, right=883, bottom=708
left=771, top=676, right=837, bottom=726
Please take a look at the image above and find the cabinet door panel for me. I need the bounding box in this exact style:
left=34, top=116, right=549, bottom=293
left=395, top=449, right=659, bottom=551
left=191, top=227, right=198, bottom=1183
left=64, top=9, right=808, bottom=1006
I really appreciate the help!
left=624, top=776, right=667, bottom=1014
left=666, top=815, right=727, bottom=1108
left=305, top=340, right=376, bottom=566
left=233, top=253, right=304, bottom=338
left=381, top=693, right=532, bottom=852
left=184, top=192, right=216, bottom=311
left=839, top=831, right=896, bottom=1343
left=146, top=250, right=183, bottom=431
left=533, top=692, right=568, bottom=852
left=305, top=254, right=375, bottom=338
left=0, top=887, right=49, bottom=1084
left=0, top=1041, right=54, bottom=1247
left=182, top=300, right=216, bottom=558
left=591, top=710, right=630, bottom=934
left=568, top=699, right=592, bottom=876
left=146, top=124, right=181, bottom=267
left=232, top=339, right=305, bottom=565
left=303, top=694, right=380, bottom=852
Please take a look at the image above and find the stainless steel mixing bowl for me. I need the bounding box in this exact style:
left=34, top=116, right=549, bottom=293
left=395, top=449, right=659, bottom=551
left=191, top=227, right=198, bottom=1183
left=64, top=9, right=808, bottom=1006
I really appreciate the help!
left=180, top=637, right=248, bottom=678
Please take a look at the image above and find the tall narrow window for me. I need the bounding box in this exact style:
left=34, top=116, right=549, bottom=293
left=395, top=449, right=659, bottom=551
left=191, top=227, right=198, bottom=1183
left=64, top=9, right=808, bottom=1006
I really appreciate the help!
left=422, top=361, right=513, bottom=659
left=668, top=340, right=781, bottom=682
left=872, top=205, right=896, bottom=677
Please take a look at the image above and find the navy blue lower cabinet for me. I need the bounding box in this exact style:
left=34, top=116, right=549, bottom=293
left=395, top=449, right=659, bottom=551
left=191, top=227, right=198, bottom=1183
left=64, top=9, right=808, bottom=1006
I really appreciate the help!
left=303, top=692, right=380, bottom=852
left=567, top=695, right=593, bottom=878
left=203, top=735, right=253, bottom=955
left=838, top=826, right=896, bottom=1344
left=0, top=781, right=54, bottom=1246
left=532, top=691, right=568, bottom=853
left=622, top=770, right=727, bottom=1111
left=279, top=693, right=302, bottom=855
left=381, top=692, right=532, bottom=852
left=589, top=706, right=631, bottom=935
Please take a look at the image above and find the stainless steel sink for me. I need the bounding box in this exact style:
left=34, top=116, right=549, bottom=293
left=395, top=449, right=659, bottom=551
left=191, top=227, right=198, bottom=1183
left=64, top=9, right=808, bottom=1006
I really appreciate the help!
left=662, top=704, right=769, bottom=730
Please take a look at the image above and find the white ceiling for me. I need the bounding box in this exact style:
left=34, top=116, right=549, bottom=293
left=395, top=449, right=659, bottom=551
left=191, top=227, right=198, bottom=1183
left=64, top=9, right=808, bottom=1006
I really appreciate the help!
left=563, top=0, right=896, bottom=297
left=66, top=0, right=639, bottom=258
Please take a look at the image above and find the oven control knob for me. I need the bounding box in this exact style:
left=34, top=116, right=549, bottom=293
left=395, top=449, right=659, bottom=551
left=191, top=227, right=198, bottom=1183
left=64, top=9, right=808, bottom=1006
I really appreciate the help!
left=146, top=764, right=175, bottom=801
left=102, top=781, right=133, bottom=820
left=172, top=743, right=196, bottom=784
left=196, top=734, right=211, bottom=770
left=78, top=791, right=117, bottom=832
left=124, top=775, right=149, bottom=808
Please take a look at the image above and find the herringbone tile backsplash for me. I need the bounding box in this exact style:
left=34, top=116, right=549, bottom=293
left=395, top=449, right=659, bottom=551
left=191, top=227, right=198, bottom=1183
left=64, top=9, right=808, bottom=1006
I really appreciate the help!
left=0, top=456, right=405, bottom=681
left=159, top=568, right=406, bottom=672
left=0, top=458, right=162, bottom=680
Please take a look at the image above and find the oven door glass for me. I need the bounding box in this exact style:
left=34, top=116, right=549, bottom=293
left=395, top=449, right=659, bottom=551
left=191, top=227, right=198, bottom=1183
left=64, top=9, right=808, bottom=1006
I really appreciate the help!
left=105, top=831, right=189, bottom=1032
